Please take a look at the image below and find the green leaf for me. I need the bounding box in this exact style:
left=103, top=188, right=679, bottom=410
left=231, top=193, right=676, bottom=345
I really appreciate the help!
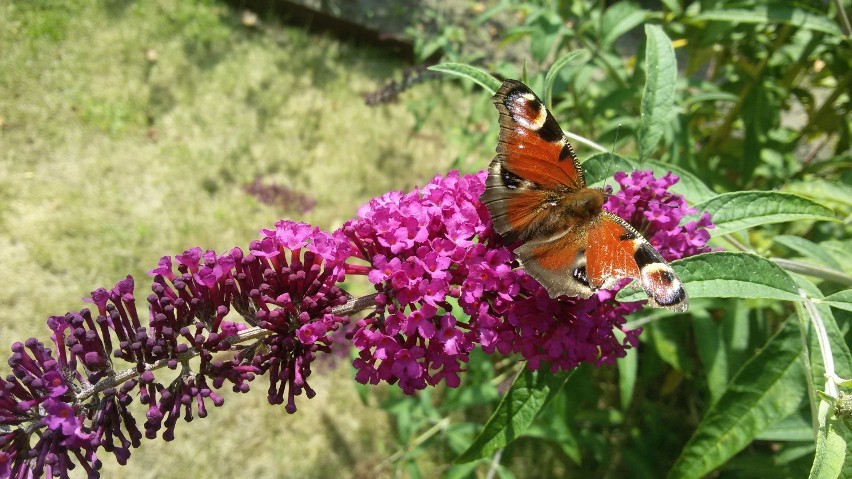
left=583, top=153, right=716, bottom=204
left=691, top=5, right=843, bottom=37
left=615, top=328, right=638, bottom=409
left=583, top=153, right=637, bottom=185
left=822, top=240, right=852, bottom=272
left=661, top=0, right=680, bottom=14
left=647, top=318, right=691, bottom=372
left=693, top=312, right=729, bottom=404
left=602, top=3, right=651, bottom=48
left=775, top=235, right=842, bottom=270
left=691, top=191, right=837, bottom=236
left=444, top=462, right=481, bottom=479
left=757, top=410, right=814, bottom=441
left=740, top=81, right=768, bottom=182
left=667, top=319, right=807, bottom=479
left=428, top=63, right=502, bottom=94
left=821, top=290, right=852, bottom=313
left=809, top=400, right=848, bottom=479
left=638, top=24, right=677, bottom=161
left=543, top=50, right=587, bottom=109
left=455, top=367, right=573, bottom=463
left=792, top=277, right=852, bottom=478
left=682, top=91, right=739, bottom=107
left=785, top=179, right=852, bottom=213
left=523, top=422, right=582, bottom=464
left=618, top=252, right=802, bottom=303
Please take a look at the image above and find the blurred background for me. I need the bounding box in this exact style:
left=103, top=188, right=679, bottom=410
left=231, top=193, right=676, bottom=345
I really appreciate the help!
left=1, top=1, right=849, bottom=478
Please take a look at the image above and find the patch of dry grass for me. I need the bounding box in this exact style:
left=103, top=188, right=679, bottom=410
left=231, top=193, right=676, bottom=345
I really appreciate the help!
left=0, top=1, right=480, bottom=477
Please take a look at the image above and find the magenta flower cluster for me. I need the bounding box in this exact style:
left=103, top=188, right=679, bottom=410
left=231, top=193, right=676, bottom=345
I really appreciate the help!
left=341, top=170, right=713, bottom=393
left=0, top=169, right=713, bottom=478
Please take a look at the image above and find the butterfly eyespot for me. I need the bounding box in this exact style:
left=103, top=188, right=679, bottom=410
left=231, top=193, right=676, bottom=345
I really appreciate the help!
left=656, top=285, right=686, bottom=307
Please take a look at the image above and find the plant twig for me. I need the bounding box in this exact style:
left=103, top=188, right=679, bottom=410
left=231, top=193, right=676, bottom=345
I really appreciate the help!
left=771, top=258, right=852, bottom=287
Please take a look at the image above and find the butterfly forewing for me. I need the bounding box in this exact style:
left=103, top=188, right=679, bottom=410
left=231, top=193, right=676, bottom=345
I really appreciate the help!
left=492, top=80, right=584, bottom=189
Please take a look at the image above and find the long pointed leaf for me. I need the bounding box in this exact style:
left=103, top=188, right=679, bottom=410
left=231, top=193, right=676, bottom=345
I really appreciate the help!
left=775, top=235, right=843, bottom=270
left=794, top=277, right=852, bottom=385
left=692, top=5, right=842, bottom=36
left=455, top=367, right=572, bottom=463
left=821, top=290, right=852, bottom=313
left=667, top=319, right=807, bottom=479
left=583, top=153, right=716, bottom=204
left=428, top=63, right=502, bottom=94
left=809, top=400, right=849, bottom=479
left=692, top=191, right=837, bottom=236
left=543, top=50, right=587, bottom=109
left=638, top=25, right=676, bottom=160
left=602, top=3, right=651, bottom=48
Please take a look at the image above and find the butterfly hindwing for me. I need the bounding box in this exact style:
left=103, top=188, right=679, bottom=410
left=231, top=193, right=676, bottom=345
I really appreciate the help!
left=587, top=213, right=687, bottom=311
left=514, top=224, right=595, bottom=299
left=514, top=213, right=687, bottom=311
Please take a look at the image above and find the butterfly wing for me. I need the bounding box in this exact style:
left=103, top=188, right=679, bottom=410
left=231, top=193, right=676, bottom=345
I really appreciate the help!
left=516, top=212, right=688, bottom=311
left=481, top=80, right=586, bottom=243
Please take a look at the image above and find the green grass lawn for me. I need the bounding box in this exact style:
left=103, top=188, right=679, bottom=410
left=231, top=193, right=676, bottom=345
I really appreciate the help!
left=0, top=1, right=478, bottom=476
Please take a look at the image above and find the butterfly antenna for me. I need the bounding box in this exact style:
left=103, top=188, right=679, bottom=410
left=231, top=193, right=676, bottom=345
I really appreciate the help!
left=601, top=124, right=624, bottom=196
left=612, top=124, right=621, bottom=155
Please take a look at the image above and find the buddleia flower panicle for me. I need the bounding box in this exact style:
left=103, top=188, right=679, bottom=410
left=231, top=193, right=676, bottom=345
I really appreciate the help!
left=0, top=221, right=356, bottom=478
left=341, top=169, right=712, bottom=393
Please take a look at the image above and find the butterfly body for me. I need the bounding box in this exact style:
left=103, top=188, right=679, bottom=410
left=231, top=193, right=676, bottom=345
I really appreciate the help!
left=481, top=80, right=687, bottom=311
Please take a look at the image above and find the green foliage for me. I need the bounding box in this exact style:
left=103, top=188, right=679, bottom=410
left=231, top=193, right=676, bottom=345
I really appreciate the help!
left=668, top=318, right=807, bottom=479
left=392, top=0, right=852, bottom=477
left=638, top=24, right=677, bottom=161
left=455, top=368, right=573, bottom=463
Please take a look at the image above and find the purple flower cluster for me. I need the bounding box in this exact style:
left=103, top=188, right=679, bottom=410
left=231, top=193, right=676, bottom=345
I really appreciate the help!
left=0, top=221, right=354, bottom=478
left=341, top=172, right=492, bottom=393
left=604, top=170, right=714, bottom=259
left=341, top=169, right=711, bottom=393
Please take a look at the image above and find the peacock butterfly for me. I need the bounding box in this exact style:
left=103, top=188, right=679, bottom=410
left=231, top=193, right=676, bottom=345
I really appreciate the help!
left=480, top=79, right=688, bottom=311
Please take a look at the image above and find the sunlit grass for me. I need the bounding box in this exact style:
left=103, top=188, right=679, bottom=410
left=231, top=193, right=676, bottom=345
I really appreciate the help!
left=0, top=1, right=479, bottom=477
